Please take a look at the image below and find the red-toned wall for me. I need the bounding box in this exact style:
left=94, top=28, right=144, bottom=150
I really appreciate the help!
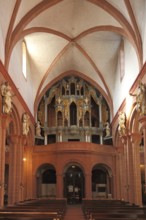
left=28, top=142, right=117, bottom=199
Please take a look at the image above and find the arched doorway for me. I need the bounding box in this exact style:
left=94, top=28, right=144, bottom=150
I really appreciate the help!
left=36, top=164, right=56, bottom=198
left=63, top=164, right=85, bottom=204
left=92, top=164, right=112, bottom=199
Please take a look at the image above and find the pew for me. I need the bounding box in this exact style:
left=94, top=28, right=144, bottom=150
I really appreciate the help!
left=0, top=198, right=67, bottom=220
left=82, top=199, right=146, bottom=220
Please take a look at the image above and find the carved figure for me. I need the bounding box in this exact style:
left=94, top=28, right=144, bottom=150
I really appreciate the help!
left=79, top=106, right=83, bottom=120
left=56, top=96, right=62, bottom=105
left=130, top=81, right=146, bottom=115
left=85, top=96, right=89, bottom=105
left=63, top=99, right=69, bottom=120
left=35, top=121, right=41, bottom=137
left=22, top=113, right=30, bottom=135
left=105, top=122, right=110, bottom=137
left=118, top=111, right=126, bottom=137
left=0, top=82, right=14, bottom=114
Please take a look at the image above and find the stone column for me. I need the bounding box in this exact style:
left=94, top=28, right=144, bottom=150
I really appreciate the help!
left=139, top=116, right=146, bottom=191
left=130, top=132, right=142, bottom=206
left=8, top=135, right=19, bottom=205
left=56, top=173, right=63, bottom=198
left=115, top=147, right=124, bottom=200
left=121, top=136, right=130, bottom=202
left=24, top=146, right=33, bottom=201
left=85, top=173, right=92, bottom=199
left=18, top=136, right=26, bottom=202
left=0, top=114, right=10, bottom=208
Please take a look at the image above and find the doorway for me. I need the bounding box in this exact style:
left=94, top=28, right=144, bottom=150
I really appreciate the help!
left=64, top=164, right=85, bottom=204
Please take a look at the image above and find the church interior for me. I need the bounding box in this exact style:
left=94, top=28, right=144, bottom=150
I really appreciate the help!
left=0, top=0, right=146, bottom=219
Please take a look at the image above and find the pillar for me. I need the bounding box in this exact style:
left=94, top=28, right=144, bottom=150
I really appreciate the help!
left=121, top=136, right=130, bottom=202
left=56, top=173, right=63, bottom=198
left=130, top=132, right=142, bottom=206
left=8, top=135, right=19, bottom=205
left=17, top=136, right=26, bottom=202
left=24, top=144, right=33, bottom=201
left=139, top=116, right=146, bottom=191
left=115, top=147, right=124, bottom=200
left=0, top=114, right=10, bottom=207
left=85, top=173, right=92, bottom=199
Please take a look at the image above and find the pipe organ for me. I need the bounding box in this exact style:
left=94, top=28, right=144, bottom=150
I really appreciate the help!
left=36, top=76, right=110, bottom=145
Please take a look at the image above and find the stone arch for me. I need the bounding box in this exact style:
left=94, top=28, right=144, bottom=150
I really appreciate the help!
left=3, top=104, right=21, bottom=206
left=63, top=161, right=85, bottom=175
left=63, top=161, right=85, bottom=203
left=91, top=163, right=113, bottom=199
left=128, top=104, right=144, bottom=205
left=129, top=104, right=140, bottom=134
left=70, top=102, right=77, bottom=126
left=35, top=163, right=56, bottom=198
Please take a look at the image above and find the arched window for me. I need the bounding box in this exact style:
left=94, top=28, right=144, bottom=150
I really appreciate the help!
left=70, top=102, right=77, bottom=125
left=84, top=111, right=89, bottom=126
left=22, top=41, right=27, bottom=78
left=57, top=111, right=63, bottom=126
left=71, top=83, right=75, bottom=95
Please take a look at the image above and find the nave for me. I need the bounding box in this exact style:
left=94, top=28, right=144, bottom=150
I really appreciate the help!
left=1, top=198, right=146, bottom=220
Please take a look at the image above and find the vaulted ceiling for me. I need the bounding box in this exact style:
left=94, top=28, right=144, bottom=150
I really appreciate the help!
left=1, top=0, right=145, bottom=116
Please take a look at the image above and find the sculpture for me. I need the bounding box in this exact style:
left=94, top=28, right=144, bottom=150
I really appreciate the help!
left=22, top=113, right=30, bottom=135
left=118, top=111, right=126, bottom=137
left=105, top=122, right=110, bottom=137
left=35, top=121, right=42, bottom=137
left=0, top=82, right=14, bottom=114
left=130, top=81, right=146, bottom=115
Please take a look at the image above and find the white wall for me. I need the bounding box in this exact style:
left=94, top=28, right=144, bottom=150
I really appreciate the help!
left=8, top=40, right=34, bottom=114
left=142, top=1, right=146, bottom=63
left=0, top=0, right=15, bottom=63
left=0, top=27, right=4, bottom=63
left=113, top=38, right=139, bottom=115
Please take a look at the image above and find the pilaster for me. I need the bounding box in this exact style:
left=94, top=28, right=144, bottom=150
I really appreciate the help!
left=8, top=135, right=19, bottom=205
left=0, top=114, right=11, bottom=208
left=139, top=116, right=146, bottom=190
left=121, top=136, right=130, bottom=202
left=130, top=132, right=142, bottom=206
left=56, top=173, right=63, bottom=198
left=115, top=147, right=124, bottom=200
left=85, top=173, right=92, bottom=199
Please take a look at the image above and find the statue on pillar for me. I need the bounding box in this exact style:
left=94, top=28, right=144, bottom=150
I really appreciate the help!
left=118, top=111, right=126, bottom=137
left=35, top=121, right=42, bottom=137
left=130, top=81, right=146, bottom=115
left=22, top=113, right=30, bottom=135
left=104, top=122, right=111, bottom=137
left=0, top=81, right=14, bottom=114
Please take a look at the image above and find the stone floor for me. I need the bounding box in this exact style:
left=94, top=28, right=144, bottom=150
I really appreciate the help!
left=64, top=205, right=85, bottom=220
